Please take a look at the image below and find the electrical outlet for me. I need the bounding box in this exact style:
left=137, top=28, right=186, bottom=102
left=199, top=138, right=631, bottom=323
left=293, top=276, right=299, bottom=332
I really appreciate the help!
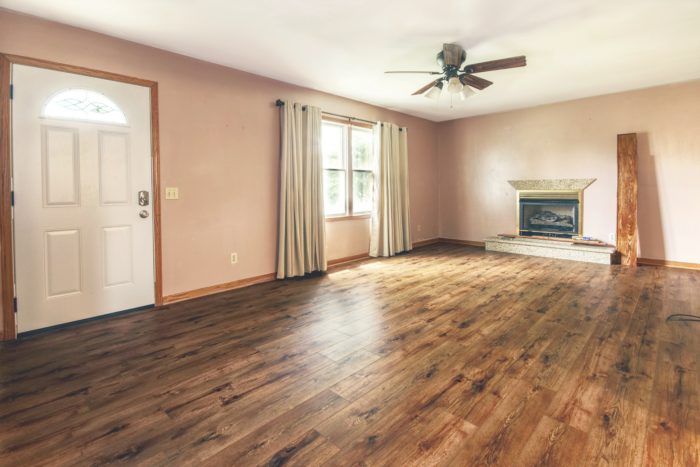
left=230, top=252, right=238, bottom=264
left=608, top=233, right=615, bottom=244
left=417, top=224, right=422, bottom=232
left=165, top=187, right=179, bottom=200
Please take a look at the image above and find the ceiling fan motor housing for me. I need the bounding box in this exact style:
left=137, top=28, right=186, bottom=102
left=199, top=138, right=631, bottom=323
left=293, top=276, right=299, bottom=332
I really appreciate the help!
left=437, top=44, right=467, bottom=79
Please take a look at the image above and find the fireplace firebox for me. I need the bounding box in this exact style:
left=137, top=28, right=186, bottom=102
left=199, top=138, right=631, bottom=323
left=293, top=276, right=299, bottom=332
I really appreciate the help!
left=518, top=191, right=582, bottom=238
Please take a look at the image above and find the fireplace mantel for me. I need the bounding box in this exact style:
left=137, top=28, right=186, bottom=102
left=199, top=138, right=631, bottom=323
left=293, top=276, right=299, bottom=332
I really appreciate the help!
left=508, top=178, right=596, bottom=191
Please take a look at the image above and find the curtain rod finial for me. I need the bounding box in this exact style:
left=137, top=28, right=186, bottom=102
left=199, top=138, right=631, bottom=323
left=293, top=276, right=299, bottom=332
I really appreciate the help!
left=275, top=99, right=285, bottom=107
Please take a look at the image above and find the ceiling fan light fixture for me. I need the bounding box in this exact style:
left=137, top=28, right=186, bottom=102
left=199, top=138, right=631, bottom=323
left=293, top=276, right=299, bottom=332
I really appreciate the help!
left=460, top=86, right=476, bottom=100
left=446, top=76, right=463, bottom=94
left=389, top=44, right=526, bottom=105
left=424, top=81, right=443, bottom=100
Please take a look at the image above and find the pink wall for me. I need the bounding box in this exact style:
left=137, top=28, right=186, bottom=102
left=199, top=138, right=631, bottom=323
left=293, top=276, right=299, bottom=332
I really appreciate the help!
left=438, top=80, right=700, bottom=263
left=2, top=8, right=697, bottom=312
left=0, top=10, right=440, bottom=297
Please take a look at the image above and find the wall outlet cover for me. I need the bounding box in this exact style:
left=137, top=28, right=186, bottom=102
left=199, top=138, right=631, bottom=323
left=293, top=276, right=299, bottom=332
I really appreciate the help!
left=165, top=187, right=179, bottom=200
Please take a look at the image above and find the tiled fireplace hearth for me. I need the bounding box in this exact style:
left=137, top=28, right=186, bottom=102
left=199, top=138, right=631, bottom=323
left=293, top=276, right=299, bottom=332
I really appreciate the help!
left=485, top=178, right=616, bottom=264
left=485, top=235, right=616, bottom=264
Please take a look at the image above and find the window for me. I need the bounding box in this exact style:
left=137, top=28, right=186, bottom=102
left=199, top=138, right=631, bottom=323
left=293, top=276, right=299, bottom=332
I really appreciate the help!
left=42, top=89, right=127, bottom=125
left=322, top=120, right=374, bottom=217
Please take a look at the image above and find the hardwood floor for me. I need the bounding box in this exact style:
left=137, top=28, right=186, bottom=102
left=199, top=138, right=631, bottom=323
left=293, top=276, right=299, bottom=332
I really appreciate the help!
left=1, top=244, right=699, bottom=466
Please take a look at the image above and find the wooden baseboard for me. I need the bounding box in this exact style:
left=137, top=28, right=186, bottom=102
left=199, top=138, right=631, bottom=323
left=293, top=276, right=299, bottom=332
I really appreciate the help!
left=163, top=272, right=277, bottom=304
left=637, top=258, right=700, bottom=271
left=327, top=253, right=370, bottom=267
left=162, top=238, right=488, bottom=306
left=412, top=238, right=441, bottom=248
left=327, top=239, right=442, bottom=267
left=437, top=237, right=486, bottom=248
left=165, top=254, right=373, bottom=305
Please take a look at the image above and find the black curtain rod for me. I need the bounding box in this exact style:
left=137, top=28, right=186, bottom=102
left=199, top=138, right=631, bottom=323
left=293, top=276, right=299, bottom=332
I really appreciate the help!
left=275, top=99, right=402, bottom=129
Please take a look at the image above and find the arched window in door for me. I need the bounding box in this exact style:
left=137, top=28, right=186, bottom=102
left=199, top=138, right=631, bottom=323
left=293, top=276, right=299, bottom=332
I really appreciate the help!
left=42, top=88, right=127, bottom=125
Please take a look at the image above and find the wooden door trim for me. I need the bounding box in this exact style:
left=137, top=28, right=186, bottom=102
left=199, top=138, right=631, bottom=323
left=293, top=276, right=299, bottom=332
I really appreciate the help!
left=0, top=54, right=13, bottom=340
left=0, top=53, right=163, bottom=340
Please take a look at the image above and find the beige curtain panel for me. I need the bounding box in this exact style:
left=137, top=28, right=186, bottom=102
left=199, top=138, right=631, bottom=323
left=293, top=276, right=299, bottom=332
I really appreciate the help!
left=276, top=102, right=327, bottom=279
left=370, top=122, right=412, bottom=257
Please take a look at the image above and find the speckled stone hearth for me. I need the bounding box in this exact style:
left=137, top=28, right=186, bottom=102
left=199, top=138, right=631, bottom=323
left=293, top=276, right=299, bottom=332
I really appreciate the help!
left=485, top=236, right=616, bottom=264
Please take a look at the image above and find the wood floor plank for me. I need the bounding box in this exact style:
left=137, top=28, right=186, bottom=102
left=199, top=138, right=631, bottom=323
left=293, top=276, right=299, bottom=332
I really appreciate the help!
left=517, top=415, right=588, bottom=467
left=446, top=377, right=556, bottom=466
left=580, top=270, right=661, bottom=465
left=643, top=269, right=700, bottom=466
left=353, top=406, right=476, bottom=467
left=198, top=389, right=348, bottom=466
left=0, top=244, right=698, bottom=466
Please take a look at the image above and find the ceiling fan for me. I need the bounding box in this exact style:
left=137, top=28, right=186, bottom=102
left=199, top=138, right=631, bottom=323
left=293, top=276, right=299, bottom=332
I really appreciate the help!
left=385, top=43, right=526, bottom=101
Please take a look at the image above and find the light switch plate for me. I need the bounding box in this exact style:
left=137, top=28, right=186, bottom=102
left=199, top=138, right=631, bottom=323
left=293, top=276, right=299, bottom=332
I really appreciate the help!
left=165, top=187, right=179, bottom=200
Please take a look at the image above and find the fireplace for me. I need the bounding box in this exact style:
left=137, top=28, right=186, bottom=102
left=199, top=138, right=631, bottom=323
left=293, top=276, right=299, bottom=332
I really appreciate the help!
left=509, top=179, right=594, bottom=239
left=517, top=191, right=582, bottom=238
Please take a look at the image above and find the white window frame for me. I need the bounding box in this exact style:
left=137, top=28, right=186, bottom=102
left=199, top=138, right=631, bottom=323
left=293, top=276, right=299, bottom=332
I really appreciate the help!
left=322, top=118, right=374, bottom=220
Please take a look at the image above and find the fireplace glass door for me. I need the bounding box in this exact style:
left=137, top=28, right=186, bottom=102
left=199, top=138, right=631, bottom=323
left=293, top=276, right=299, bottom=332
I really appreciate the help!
left=519, top=198, right=580, bottom=238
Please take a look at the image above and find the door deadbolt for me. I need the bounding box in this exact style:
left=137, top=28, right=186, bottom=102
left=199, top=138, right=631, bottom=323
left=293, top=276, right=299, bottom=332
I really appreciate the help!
left=138, top=190, right=150, bottom=206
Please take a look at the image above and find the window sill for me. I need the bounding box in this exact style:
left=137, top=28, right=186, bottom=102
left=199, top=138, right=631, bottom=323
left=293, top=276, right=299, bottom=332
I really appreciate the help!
left=325, top=214, right=371, bottom=222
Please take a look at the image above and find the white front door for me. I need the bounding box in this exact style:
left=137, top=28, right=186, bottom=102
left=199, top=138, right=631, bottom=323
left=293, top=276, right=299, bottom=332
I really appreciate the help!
left=12, top=65, right=155, bottom=333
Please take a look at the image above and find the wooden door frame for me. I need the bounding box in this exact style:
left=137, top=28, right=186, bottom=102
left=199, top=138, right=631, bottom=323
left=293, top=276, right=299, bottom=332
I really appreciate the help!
left=0, top=53, right=163, bottom=340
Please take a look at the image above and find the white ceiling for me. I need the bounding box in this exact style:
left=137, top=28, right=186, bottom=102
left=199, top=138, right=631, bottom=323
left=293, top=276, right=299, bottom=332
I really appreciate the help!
left=3, top=0, right=700, bottom=121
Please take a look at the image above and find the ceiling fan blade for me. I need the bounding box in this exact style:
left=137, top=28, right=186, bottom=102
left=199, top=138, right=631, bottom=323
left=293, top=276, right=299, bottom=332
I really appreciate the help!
left=442, top=43, right=466, bottom=67
left=412, top=80, right=440, bottom=96
left=384, top=71, right=442, bottom=74
left=462, top=56, right=526, bottom=74
left=459, top=74, right=493, bottom=90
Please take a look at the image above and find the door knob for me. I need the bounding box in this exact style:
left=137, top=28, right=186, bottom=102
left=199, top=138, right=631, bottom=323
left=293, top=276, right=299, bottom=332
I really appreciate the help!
left=139, top=210, right=149, bottom=218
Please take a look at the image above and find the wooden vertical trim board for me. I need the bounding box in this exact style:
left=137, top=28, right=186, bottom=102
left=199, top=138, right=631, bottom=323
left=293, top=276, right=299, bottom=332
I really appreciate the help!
left=150, top=83, right=163, bottom=305
left=0, top=54, right=14, bottom=339
left=616, top=133, right=638, bottom=266
left=0, top=53, right=163, bottom=340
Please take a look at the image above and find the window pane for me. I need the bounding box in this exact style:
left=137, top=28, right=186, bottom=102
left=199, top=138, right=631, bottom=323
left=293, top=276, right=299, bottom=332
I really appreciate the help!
left=322, top=123, right=344, bottom=169
left=353, top=171, right=373, bottom=213
left=352, top=128, right=373, bottom=170
left=43, top=89, right=127, bottom=125
left=324, top=169, right=346, bottom=216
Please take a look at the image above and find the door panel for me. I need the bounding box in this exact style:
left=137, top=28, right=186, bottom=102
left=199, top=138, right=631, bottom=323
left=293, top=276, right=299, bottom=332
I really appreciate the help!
left=98, top=131, right=131, bottom=205
left=12, top=64, right=155, bottom=333
left=45, top=229, right=82, bottom=297
left=103, top=226, right=133, bottom=287
left=42, top=126, right=80, bottom=206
